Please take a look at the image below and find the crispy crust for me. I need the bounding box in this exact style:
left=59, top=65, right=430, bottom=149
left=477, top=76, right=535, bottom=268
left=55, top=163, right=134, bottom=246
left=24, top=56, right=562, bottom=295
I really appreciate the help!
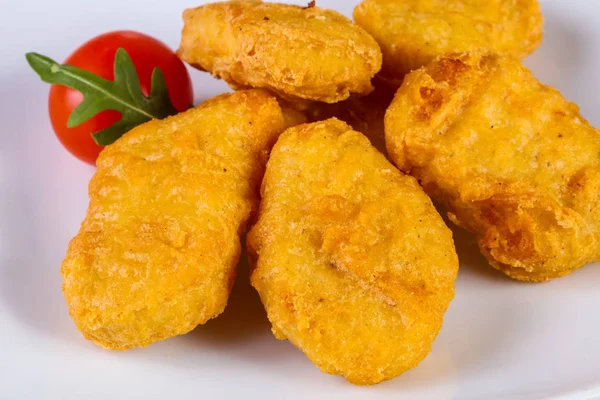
left=178, top=1, right=382, bottom=106
left=354, top=0, right=543, bottom=86
left=305, top=83, right=395, bottom=154
left=61, top=90, right=301, bottom=350
left=248, top=118, right=458, bottom=384
left=385, top=51, right=600, bottom=282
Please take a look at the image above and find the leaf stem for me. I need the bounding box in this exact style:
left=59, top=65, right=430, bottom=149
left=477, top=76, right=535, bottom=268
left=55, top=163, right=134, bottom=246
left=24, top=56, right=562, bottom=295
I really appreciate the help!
left=54, top=63, right=155, bottom=120
left=26, top=49, right=179, bottom=146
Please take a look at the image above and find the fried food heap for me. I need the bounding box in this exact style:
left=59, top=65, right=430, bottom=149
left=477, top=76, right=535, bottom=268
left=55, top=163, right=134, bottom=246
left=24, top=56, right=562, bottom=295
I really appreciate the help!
left=61, top=90, right=301, bottom=350
left=57, top=0, right=600, bottom=384
left=385, top=51, right=600, bottom=282
left=354, top=0, right=543, bottom=86
left=178, top=0, right=382, bottom=107
left=248, top=118, right=458, bottom=384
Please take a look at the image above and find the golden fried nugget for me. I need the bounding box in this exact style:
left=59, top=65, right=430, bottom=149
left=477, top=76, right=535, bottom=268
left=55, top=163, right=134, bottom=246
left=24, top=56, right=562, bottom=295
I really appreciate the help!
left=178, top=1, right=382, bottom=107
left=305, top=83, right=395, bottom=154
left=354, top=0, right=543, bottom=87
left=247, top=119, right=458, bottom=385
left=385, top=51, right=600, bottom=282
left=61, top=90, right=302, bottom=350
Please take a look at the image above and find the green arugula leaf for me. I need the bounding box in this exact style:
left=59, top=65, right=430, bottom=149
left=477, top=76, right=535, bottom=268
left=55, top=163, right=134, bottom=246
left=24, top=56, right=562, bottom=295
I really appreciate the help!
left=25, top=48, right=178, bottom=146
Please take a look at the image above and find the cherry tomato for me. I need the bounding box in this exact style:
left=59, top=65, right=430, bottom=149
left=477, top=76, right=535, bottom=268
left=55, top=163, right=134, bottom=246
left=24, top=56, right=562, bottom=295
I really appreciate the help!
left=48, top=31, right=193, bottom=165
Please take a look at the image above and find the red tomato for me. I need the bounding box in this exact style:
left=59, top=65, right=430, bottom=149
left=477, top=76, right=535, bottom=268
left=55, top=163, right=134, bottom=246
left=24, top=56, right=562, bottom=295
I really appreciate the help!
left=48, top=31, right=193, bottom=165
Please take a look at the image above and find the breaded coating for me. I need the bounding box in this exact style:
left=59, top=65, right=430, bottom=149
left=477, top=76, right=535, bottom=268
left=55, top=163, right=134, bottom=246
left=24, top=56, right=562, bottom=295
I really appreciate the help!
left=385, top=51, right=600, bottom=282
left=61, top=90, right=301, bottom=350
left=247, top=119, right=458, bottom=385
left=305, top=83, right=395, bottom=154
left=177, top=1, right=382, bottom=107
left=354, top=0, right=543, bottom=87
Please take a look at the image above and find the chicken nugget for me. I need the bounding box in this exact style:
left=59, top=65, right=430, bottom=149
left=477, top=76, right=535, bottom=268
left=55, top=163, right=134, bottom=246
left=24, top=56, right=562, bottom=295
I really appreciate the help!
left=385, top=51, right=600, bottom=282
left=354, top=0, right=543, bottom=87
left=247, top=118, right=458, bottom=385
left=177, top=1, right=382, bottom=107
left=61, top=90, right=302, bottom=350
left=305, top=83, right=395, bottom=154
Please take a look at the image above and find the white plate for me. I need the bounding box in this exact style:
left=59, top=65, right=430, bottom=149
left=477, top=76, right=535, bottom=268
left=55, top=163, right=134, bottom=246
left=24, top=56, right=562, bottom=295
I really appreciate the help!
left=1, top=1, right=600, bottom=399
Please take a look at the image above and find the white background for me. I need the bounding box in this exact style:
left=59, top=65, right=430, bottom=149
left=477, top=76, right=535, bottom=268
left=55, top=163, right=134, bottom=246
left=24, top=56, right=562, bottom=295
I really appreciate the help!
left=1, top=1, right=600, bottom=399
